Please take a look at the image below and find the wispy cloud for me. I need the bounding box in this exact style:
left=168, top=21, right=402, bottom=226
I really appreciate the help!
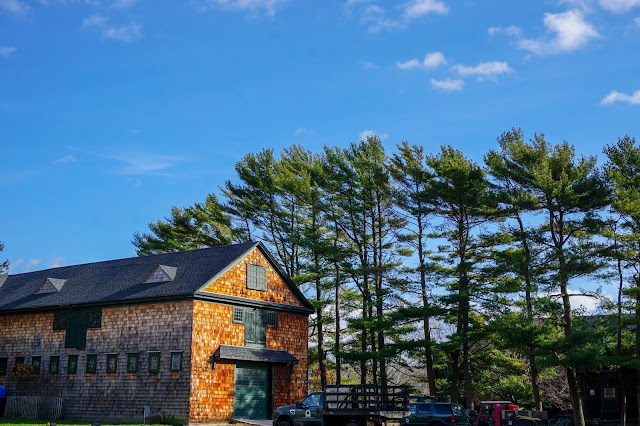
left=194, top=0, right=288, bottom=17
left=599, top=0, right=640, bottom=12
left=53, top=155, right=76, bottom=165
left=516, top=10, right=599, bottom=55
left=111, top=152, right=182, bottom=175
left=47, top=257, right=66, bottom=269
left=397, top=51, right=446, bottom=70
left=294, top=127, right=312, bottom=136
left=402, top=0, right=448, bottom=21
left=360, top=60, right=378, bottom=69
left=103, top=23, right=142, bottom=41
left=488, top=25, right=522, bottom=37
left=25, top=258, right=41, bottom=272
left=0, top=0, right=30, bottom=15
left=635, top=16, right=640, bottom=25
left=0, top=46, right=16, bottom=57
left=451, top=61, right=512, bottom=80
left=359, top=129, right=389, bottom=141
left=82, top=14, right=142, bottom=42
left=82, top=14, right=108, bottom=28
left=600, top=89, right=640, bottom=105
left=430, top=78, right=464, bottom=91
left=348, top=0, right=448, bottom=32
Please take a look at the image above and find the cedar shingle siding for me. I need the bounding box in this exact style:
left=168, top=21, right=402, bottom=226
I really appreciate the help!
left=0, top=242, right=311, bottom=423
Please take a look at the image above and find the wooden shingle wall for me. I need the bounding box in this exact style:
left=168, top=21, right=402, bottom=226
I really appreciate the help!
left=0, top=301, right=193, bottom=422
left=189, top=301, right=308, bottom=423
left=201, top=248, right=302, bottom=307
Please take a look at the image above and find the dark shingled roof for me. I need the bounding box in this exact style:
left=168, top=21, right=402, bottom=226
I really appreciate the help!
left=213, top=344, right=298, bottom=365
left=0, top=241, right=313, bottom=313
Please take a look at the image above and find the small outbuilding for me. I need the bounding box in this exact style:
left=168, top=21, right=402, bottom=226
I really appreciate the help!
left=0, top=241, right=312, bottom=423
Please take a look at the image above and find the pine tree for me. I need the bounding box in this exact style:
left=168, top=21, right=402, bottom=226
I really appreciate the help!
left=494, top=132, right=610, bottom=426
left=426, top=145, right=496, bottom=408
left=132, top=194, right=244, bottom=255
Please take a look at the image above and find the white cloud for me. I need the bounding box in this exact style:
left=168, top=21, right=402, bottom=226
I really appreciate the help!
left=635, top=16, right=640, bottom=25
left=0, top=0, right=30, bottom=15
left=402, top=0, right=449, bottom=21
left=25, top=258, right=41, bottom=273
left=53, top=155, right=76, bottom=165
left=47, top=257, right=66, bottom=269
left=0, top=46, right=16, bottom=57
left=488, top=25, right=522, bottom=37
left=194, top=0, right=288, bottom=16
left=397, top=51, right=446, bottom=70
left=82, top=14, right=108, bottom=28
left=82, top=15, right=142, bottom=42
left=359, top=129, right=389, bottom=141
left=430, top=78, right=464, bottom=91
left=103, top=23, right=142, bottom=41
left=111, top=152, right=182, bottom=175
left=599, top=0, right=640, bottom=12
left=600, top=89, right=640, bottom=105
left=451, top=61, right=512, bottom=79
left=294, top=127, right=312, bottom=136
left=518, top=10, right=599, bottom=55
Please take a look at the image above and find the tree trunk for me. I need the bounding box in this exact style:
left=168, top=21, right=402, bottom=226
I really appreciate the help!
left=335, top=264, right=341, bottom=386
left=418, top=215, right=437, bottom=395
left=561, top=282, right=585, bottom=426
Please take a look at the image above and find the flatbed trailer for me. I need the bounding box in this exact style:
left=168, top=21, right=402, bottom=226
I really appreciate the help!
left=322, top=384, right=411, bottom=426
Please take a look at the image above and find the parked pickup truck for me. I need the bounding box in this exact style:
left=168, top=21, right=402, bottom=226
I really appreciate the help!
left=273, top=385, right=410, bottom=426
left=399, top=402, right=469, bottom=426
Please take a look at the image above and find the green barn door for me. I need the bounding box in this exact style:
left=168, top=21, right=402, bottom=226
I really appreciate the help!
left=233, top=363, right=270, bottom=419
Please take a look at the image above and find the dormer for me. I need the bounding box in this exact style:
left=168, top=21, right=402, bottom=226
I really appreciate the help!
left=36, top=278, right=66, bottom=294
left=144, top=265, right=177, bottom=283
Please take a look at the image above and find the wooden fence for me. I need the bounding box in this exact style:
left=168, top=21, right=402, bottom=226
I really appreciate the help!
left=4, top=396, right=63, bottom=419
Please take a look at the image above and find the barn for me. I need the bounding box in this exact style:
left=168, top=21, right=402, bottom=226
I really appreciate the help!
left=0, top=241, right=312, bottom=423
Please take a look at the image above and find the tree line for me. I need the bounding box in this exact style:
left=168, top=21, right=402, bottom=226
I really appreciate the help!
left=133, top=129, right=640, bottom=426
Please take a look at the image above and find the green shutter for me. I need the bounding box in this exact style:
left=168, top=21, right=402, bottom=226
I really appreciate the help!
left=247, top=264, right=266, bottom=291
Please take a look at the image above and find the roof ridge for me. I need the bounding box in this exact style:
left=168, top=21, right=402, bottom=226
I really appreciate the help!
left=7, top=241, right=259, bottom=277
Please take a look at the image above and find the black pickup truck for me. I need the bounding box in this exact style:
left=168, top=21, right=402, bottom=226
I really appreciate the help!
left=273, top=385, right=410, bottom=426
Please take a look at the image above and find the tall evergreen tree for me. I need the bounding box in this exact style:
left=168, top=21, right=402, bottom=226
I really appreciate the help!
left=495, top=131, right=610, bottom=426
left=388, top=141, right=438, bottom=395
left=426, top=145, right=496, bottom=407
left=603, top=136, right=640, bottom=423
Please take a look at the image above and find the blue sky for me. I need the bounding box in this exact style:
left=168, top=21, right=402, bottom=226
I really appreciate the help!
left=1, top=0, right=639, bottom=280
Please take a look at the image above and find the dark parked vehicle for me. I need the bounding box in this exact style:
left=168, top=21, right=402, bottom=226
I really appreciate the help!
left=273, top=385, right=410, bottom=426
left=399, top=402, right=468, bottom=426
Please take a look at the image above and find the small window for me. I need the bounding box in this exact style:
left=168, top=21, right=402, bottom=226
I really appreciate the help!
left=0, top=358, right=7, bottom=375
left=246, top=264, right=267, bottom=291
left=232, top=307, right=244, bottom=324
left=31, top=356, right=42, bottom=373
left=148, top=352, right=160, bottom=373
left=170, top=352, right=183, bottom=371
left=88, top=309, right=102, bottom=328
left=86, top=354, right=97, bottom=374
left=49, top=356, right=60, bottom=374
left=53, top=312, right=67, bottom=330
left=67, top=355, right=78, bottom=374
left=604, top=387, right=616, bottom=399
left=106, top=354, right=118, bottom=373
left=127, top=353, right=139, bottom=373
left=266, top=311, right=278, bottom=328
left=15, top=357, right=25, bottom=365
